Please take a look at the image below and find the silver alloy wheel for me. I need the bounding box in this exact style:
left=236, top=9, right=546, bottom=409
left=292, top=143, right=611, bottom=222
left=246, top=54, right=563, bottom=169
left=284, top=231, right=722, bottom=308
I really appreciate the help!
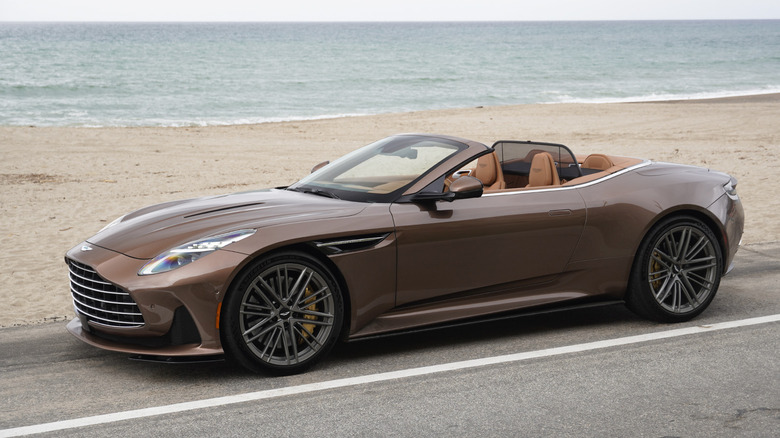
left=646, top=224, right=718, bottom=314
left=238, top=262, right=335, bottom=366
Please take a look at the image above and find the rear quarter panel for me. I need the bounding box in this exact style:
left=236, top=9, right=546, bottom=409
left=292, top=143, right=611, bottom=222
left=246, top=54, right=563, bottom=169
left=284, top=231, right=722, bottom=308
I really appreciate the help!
left=568, top=162, right=733, bottom=297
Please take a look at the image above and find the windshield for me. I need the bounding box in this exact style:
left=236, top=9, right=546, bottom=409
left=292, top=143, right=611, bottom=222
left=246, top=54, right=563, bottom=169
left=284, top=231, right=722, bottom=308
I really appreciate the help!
left=289, top=135, right=468, bottom=202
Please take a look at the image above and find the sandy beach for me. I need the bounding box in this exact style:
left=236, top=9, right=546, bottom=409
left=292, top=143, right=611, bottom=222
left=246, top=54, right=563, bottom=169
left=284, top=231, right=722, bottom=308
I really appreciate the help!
left=1, top=95, right=778, bottom=327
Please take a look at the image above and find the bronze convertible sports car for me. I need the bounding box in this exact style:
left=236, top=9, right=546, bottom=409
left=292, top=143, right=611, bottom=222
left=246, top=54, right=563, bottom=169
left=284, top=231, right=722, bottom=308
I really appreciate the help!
left=66, top=134, right=744, bottom=374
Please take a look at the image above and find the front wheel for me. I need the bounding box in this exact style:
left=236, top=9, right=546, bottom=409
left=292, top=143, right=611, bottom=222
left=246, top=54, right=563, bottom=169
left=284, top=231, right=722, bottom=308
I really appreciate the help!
left=221, top=252, right=344, bottom=374
left=626, top=216, right=723, bottom=322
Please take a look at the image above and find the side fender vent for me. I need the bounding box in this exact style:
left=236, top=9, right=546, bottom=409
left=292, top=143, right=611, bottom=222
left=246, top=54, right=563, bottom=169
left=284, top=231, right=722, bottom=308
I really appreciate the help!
left=312, top=233, right=391, bottom=255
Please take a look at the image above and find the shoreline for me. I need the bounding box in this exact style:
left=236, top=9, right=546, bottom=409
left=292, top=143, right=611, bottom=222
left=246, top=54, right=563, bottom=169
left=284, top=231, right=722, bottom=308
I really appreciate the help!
left=1, top=96, right=778, bottom=327
left=7, top=92, right=780, bottom=129
left=642, top=92, right=780, bottom=104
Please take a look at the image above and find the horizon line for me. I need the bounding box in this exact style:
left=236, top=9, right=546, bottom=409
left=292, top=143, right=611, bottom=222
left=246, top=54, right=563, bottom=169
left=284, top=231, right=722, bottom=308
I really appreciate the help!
left=2, top=18, right=780, bottom=23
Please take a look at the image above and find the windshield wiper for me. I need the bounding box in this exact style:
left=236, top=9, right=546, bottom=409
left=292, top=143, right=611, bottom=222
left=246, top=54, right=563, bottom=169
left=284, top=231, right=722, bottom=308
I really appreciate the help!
left=288, top=187, right=340, bottom=199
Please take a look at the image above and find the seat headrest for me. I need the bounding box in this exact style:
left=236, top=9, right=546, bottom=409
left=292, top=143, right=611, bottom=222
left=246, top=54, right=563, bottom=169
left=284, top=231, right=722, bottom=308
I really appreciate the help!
left=582, top=153, right=615, bottom=171
left=473, top=154, right=497, bottom=186
left=528, top=152, right=560, bottom=187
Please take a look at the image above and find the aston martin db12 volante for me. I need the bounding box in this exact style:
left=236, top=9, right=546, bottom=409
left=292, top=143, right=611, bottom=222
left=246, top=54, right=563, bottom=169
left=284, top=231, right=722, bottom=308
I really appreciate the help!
left=66, top=134, right=744, bottom=373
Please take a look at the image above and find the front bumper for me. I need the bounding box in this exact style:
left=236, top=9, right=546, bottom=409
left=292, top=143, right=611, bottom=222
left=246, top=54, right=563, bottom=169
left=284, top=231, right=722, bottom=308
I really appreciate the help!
left=65, top=241, right=248, bottom=356
left=66, top=317, right=223, bottom=356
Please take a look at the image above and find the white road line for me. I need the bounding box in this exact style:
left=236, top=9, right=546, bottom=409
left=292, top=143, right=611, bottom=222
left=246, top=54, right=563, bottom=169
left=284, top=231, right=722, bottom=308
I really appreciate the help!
left=2, top=313, right=778, bottom=437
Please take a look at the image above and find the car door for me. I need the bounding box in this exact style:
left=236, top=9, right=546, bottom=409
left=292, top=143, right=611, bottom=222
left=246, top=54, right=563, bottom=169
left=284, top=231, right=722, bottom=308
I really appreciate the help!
left=390, top=188, right=586, bottom=306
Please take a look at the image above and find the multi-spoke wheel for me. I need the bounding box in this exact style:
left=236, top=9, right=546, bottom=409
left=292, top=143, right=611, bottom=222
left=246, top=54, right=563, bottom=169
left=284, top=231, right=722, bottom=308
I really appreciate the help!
left=221, top=252, right=343, bottom=374
left=627, top=216, right=723, bottom=322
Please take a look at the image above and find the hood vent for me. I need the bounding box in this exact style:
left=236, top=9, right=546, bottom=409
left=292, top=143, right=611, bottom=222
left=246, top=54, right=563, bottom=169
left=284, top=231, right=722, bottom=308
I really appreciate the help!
left=183, top=202, right=266, bottom=219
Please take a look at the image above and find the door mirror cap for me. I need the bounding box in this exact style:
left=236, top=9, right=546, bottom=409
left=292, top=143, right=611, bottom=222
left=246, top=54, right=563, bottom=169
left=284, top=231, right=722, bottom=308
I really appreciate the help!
left=448, top=176, right=483, bottom=199
left=410, top=176, right=483, bottom=203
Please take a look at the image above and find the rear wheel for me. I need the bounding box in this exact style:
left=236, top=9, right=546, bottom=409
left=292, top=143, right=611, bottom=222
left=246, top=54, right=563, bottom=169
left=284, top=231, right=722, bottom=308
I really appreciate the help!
left=626, top=216, right=723, bottom=322
left=221, top=252, right=343, bottom=374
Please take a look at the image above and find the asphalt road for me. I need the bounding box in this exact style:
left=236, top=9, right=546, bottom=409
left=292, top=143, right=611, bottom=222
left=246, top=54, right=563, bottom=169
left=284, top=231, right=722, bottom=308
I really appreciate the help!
left=1, top=242, right=778, bottom=437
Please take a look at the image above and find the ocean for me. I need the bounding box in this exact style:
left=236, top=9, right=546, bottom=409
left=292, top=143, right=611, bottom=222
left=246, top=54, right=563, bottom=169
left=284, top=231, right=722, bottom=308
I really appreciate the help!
left=1, top=20, right=778, bottom=127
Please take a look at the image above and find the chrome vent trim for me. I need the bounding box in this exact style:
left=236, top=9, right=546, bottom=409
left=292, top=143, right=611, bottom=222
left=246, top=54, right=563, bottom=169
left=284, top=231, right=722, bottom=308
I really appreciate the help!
left=313, top=233, right=391, bottom=254
left=67, top=259, right=144, bottom=327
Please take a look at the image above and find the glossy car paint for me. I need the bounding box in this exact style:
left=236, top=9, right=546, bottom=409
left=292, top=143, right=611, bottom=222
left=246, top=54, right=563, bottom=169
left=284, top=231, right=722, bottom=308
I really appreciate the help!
left=65, top=134, right=744, bottom=357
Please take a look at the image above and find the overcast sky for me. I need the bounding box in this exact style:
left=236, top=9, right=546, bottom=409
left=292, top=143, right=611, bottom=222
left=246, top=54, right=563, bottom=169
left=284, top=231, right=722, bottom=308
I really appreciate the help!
left=2, top=0, right=779, bottom=22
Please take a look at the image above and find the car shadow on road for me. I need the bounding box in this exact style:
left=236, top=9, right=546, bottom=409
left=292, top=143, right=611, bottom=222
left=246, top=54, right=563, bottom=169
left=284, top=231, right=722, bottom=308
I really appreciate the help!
left=328, top=302, right=645, bottom=365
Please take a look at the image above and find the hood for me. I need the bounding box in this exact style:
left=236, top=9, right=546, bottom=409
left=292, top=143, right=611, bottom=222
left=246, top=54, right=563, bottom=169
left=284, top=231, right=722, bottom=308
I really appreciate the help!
left=88, top=188, right=368, bottom=259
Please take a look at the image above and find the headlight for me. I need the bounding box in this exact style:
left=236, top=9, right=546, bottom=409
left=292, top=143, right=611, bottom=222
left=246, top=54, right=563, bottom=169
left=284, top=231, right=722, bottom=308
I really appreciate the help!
left=138, top=229, right=256, bottom=276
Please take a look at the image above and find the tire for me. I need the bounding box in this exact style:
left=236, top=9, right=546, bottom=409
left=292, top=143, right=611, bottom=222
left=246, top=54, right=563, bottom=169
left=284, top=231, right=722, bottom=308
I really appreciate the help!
left=221, top=251, right=344, bottom=375
left=626, top=215, right=723, bottom=323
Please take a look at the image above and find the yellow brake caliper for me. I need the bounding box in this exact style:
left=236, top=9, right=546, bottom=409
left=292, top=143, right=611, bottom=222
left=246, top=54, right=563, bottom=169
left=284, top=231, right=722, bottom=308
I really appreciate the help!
left=299, top=286, right=318, bottom=344
left=650, top=251, right=662, bottom=291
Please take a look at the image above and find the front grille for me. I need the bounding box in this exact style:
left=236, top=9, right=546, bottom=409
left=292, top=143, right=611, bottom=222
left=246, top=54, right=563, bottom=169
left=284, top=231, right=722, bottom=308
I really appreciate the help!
left=67, top=259, right=144, bottom=328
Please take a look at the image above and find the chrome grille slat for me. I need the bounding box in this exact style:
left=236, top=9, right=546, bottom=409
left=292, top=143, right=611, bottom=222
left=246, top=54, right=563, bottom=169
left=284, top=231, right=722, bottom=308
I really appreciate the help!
left=71, top=294, right=143, bottom=317
left=67, top=266, right=113, bottom=286
left=70, top=286, right=143, bottom=310
left=73, top=310, right=144, bottom=327
left=67, top=259, right=144, bottom=328
left=68, top=272, right=129, bottom=296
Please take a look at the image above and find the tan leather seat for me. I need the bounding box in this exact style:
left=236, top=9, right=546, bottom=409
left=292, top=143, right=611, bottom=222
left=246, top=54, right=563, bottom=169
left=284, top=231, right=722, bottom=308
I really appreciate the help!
left=582, top=153, right=615, bottom=171
left=472, top=152, right=506, bottom=191
left=526, top=152, right=561, bottom=187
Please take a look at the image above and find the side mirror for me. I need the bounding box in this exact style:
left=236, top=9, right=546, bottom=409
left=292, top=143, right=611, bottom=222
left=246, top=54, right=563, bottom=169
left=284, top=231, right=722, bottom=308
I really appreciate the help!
left=311, top=161, right=329, bottom=173
left=410, top=176, right=483, bottom=203
left=449, top=176, right=484, bottom=200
